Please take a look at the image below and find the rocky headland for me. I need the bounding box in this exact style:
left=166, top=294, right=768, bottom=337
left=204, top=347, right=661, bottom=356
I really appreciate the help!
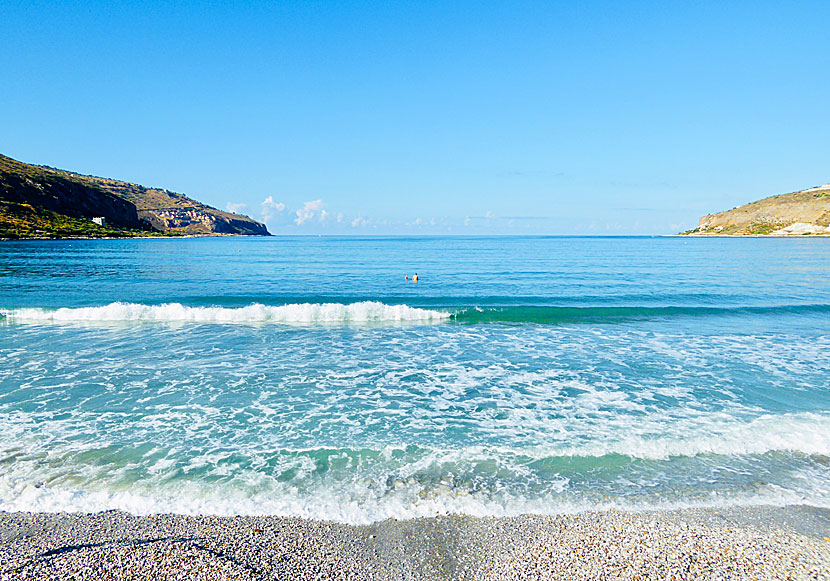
left=682, top=184, right=830, bottom=236
left=0, top=154, right=269, bottom=239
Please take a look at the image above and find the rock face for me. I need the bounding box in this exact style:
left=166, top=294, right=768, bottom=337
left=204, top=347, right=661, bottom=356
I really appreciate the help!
left=68, top=171, right=270, bottom=236
left=0, top=154, right=270, bottom=238
left=686, top=184, right=830, bottom=235
left=0, top=155, right=143, bottom=229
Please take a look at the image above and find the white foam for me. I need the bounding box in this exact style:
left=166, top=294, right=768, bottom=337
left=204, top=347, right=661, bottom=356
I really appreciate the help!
left=544, top=412, right=830, bottom=460
left=2, top=434, right=829, bottom=523
left=2, top=412, right=830, bottom=523
left=0, top=302, right=451, bottom=325
left=0, top=468, right=826, bottom=525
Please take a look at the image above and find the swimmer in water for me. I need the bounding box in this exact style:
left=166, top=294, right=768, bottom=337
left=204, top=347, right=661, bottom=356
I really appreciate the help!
left=404, top=274, right=408, bottom=280
left=412, top=273, right=419, bottom=282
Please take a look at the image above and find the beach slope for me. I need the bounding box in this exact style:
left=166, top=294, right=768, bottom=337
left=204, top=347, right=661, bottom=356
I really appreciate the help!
left=2, top=507, right=828, bottom=580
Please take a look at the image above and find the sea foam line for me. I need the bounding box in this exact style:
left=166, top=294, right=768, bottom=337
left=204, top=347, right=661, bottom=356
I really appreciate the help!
left=0, top=301, right=452, bottom=325
left=1, top=468, right=826, bottom=524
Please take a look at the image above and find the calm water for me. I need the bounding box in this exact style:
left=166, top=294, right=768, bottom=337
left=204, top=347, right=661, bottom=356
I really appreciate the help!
left=1, top=236, right=828, bottom=523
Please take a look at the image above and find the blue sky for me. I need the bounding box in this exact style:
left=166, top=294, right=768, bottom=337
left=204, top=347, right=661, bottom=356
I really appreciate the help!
left=2, top=1, right=828, bottom=234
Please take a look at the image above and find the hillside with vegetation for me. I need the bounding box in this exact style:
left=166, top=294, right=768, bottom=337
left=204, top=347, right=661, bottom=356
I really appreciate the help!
left=682, top=184, right=830, bottom=236
left=0, top=154, right=270, bottom=239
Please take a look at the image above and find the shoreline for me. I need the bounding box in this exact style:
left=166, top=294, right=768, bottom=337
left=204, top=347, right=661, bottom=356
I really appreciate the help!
left=4, top=232, right=830, bottom=242
left=674, top=233, right=830, bottom=238
left=0, top=233, right=271, bottom=242
left=2, top=505, right=828, bottom=580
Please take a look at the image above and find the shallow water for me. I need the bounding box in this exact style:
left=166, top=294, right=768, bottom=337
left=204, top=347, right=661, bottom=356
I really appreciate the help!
left=1, top=236, right=828, bottom=523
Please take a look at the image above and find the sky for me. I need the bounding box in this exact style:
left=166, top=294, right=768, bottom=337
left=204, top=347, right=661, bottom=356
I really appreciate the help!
left=2, top=1, right=828, bottom=235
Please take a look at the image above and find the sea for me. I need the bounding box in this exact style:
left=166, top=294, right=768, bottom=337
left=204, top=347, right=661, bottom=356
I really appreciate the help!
left=0, top=236, right=828, bottom=524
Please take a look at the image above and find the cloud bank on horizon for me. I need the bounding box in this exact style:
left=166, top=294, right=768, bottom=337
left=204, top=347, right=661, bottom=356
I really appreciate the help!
left=244, top=196, right=686, bottom=235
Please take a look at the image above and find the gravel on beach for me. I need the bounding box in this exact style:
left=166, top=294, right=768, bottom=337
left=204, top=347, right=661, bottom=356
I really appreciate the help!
left=1, top=506, right=828, bottom=580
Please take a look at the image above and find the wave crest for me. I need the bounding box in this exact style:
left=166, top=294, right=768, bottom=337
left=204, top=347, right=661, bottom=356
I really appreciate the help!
left=0, top=301, right=451, bottom=325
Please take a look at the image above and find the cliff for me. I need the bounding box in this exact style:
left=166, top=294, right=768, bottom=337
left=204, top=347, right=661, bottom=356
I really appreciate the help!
left=0, top=154, right=270, bottom=239
left=61, top=171, right=270, bottom=236
left=683, top=184, right=830, bottom=236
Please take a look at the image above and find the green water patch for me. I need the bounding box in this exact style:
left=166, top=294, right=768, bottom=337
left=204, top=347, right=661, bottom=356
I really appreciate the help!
left=450, top=304, right=830, bottom=325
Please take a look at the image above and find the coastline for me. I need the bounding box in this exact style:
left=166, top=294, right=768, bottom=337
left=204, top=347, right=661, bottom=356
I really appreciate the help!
left=0, top=233, right=270, bottom=242
left=2, top=506, right=828, bottom=580
left=4, top=232, right=830, bottom=241
left=675, top=234, right=830, bottom=237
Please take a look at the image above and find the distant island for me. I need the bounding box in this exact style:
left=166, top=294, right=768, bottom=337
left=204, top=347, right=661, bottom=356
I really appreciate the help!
left=0, top=154, right=270, bottom=239
left=681, top=184, right=830, bottom=236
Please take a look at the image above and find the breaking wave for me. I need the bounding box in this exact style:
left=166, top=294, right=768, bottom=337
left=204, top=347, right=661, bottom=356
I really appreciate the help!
left=0, top=301, right=451, bottom=325
left=5, top=302, right=830, bottom=326
left=1, top=411, right=828, bottom=523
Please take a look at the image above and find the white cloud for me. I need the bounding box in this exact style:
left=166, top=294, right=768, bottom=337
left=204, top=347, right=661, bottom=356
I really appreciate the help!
left=261, top=196, right=287, bottom=223
left=319, top=209, right=329, bottom=222
left=225, top=202, right=248, bottom=214
left=295, top=199, right=324, bottom=225
left=352, top=216, right=368, bottom=228
left=336, top=213, right=344, bottom=223
left=464, top=216, right=471, bottom=226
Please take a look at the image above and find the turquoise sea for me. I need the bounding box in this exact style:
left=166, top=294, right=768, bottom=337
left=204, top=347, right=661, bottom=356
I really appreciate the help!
left=0, top=236, right=828, bottom=523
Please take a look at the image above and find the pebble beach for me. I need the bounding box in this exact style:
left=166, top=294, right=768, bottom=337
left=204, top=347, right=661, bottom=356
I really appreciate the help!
left=2, top=506, right=828, bottom=580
